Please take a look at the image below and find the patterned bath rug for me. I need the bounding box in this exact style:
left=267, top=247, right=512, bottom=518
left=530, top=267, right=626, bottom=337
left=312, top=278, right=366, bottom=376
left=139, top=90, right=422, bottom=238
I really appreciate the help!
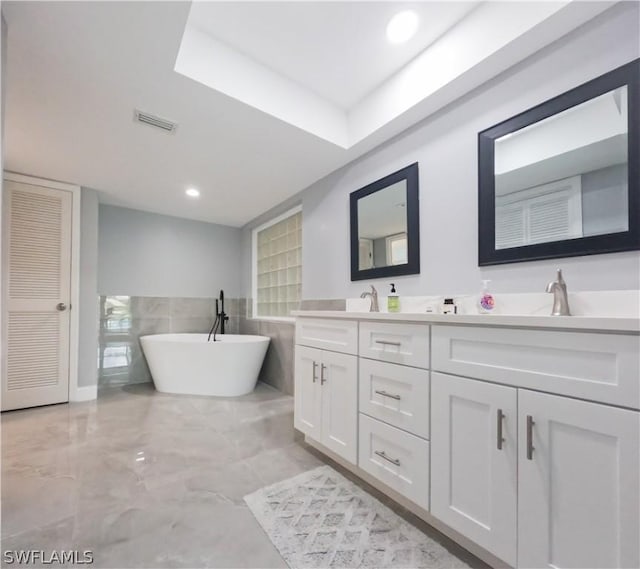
left=244, top=465, right=471, bottom=569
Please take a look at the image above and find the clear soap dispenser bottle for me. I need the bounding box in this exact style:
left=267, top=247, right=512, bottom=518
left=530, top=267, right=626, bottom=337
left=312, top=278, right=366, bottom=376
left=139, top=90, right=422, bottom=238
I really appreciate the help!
left=387, top=283, right=400, bottom=313
left=478, top=279, right=495, bottom=314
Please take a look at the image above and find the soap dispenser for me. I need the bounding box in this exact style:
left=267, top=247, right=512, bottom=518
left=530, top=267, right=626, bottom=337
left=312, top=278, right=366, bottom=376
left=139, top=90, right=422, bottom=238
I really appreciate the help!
left=387, top=283, right=400, bottom=313
left=478, top=280, right=495, bottom=314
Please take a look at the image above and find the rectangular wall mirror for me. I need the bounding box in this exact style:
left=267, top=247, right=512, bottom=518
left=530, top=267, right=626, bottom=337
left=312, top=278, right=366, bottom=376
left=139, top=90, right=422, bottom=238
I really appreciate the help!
left=350, top=163, right=420, bottom=281
left=478, top=59, right=639, bottom=265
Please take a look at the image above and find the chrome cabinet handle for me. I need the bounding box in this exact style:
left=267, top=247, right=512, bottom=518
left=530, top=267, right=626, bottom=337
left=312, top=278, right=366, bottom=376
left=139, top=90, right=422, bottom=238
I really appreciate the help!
left=56, top=303, right=67, bottom=312
left=526, top=415, right=535, bottom=460
left=320, top=364, right=327, bottom=385
left=497, top=409, right=505, bottom=450
left=312, top=361, right=318, bottom=383
left=375, top=340, right=401, bottom=347
left=374, top=450, right=400, bottom=466
left=375, top=390, right=401, bottom=401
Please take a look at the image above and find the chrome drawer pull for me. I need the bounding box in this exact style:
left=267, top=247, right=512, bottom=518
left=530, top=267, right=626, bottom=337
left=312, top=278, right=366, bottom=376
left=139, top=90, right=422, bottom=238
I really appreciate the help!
left=374, top=450, right=401, bottom=466
left=375, top=340, right=401, bottom=347
left=312, top=361, right=318, bottom=383
left=526, top=415, right=535, bottom=460
left=497, top=409, right=505, bottom=450
left=320, top=364, right=327, bottom=385
left=375, top=390, right=401, bottom=401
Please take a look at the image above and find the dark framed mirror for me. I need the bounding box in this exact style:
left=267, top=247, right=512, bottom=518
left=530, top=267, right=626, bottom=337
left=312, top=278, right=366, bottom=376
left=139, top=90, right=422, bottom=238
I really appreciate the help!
left=478, top=59, right=639, bottom=266
left=350, top=163, right=420, bottom=281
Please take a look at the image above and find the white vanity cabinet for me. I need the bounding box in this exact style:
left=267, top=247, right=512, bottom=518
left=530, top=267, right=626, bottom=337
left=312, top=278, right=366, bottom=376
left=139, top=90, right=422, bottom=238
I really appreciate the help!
left=432, top=373, right=640, bottom=568
left=430, top=324, right=640, bottom=567
left=431, top=373, right=518, bottom=566
left=517, top=390, right=640, bottom=569
left=294, top=321, right=358, bottom=464
left=294, top=312, right=640, bottom=569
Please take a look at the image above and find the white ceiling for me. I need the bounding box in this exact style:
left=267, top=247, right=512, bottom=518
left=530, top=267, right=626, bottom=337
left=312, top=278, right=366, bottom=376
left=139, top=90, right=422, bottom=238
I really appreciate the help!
left=2, top=1, right=616, bottom=227
left=188, top=2, right=478, bottom=109
left=3, top=1, right=345, bottom=226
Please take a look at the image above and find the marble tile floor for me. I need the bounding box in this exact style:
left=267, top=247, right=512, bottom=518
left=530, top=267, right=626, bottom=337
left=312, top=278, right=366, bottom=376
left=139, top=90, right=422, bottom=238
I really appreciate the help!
left=1, top=383, right=484, bottom=569
left=1, top=383, right=313, bottom=568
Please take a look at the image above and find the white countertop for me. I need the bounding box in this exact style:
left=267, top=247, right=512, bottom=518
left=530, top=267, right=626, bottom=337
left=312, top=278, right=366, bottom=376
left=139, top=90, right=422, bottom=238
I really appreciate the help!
left=292, top=310, right=640, bottom=333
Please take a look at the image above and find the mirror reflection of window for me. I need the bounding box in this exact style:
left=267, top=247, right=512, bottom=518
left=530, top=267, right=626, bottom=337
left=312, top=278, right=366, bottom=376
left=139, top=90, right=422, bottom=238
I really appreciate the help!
left=494, top=86, right=629, bottom=250
left=357, top=181, right=408, bottom=269
left=386, top=233, right=408, bottom=265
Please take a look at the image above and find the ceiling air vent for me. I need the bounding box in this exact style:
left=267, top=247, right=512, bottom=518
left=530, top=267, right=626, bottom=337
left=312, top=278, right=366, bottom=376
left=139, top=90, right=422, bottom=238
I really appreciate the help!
left=134, top=109, right=177, bottom=133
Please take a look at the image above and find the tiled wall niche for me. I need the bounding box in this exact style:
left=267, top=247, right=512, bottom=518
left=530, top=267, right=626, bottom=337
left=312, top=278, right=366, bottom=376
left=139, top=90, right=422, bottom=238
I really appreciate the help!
left=98, top=295, right=240, bottom=389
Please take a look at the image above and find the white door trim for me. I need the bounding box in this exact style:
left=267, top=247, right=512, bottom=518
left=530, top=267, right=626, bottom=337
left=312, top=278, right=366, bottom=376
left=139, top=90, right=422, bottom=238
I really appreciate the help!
left=3, top=171, right=83, bottom=402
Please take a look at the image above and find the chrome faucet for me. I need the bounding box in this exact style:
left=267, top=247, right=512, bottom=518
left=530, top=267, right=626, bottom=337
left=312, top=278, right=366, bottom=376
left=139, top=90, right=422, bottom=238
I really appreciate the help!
left=360, top=285, right=379, bottom=312
left=546, top=269, right=571, bottom=316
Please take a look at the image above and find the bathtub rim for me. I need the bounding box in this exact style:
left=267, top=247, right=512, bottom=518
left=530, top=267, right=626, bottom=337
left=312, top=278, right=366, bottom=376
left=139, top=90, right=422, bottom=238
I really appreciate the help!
left=139, top=333, right=270, bottom=344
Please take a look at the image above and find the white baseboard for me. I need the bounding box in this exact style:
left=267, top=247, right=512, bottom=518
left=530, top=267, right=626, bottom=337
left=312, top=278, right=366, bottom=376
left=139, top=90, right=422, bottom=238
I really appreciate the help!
left=70, top=384, right=98, bottom=402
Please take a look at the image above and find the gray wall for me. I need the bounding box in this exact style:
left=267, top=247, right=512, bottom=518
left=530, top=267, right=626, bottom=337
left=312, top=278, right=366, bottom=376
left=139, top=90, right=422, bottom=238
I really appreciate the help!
left=78, top=188, right=99, bottom=387
left=97, top=204, right=243, bottom=389
left=241, top=3, right=640, bottom=301
left=98, top=204, right=242, bottom=298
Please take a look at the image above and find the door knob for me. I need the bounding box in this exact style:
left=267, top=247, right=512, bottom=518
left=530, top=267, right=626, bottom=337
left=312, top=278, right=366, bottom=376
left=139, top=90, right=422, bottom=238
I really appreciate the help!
left=56, top=303, right=67, bottom=312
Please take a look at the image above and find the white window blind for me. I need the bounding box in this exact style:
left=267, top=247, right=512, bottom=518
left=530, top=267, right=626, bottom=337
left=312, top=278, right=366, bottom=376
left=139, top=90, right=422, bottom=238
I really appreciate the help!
left=496, top=176, right=583, bottom=250
left=495, top=203, right=527, bottom=249
left=254, top=208, right=302, bottom=318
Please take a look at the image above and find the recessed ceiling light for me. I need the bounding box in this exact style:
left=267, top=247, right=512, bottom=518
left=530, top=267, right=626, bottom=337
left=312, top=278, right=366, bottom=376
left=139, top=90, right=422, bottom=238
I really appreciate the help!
left=185, top=188, right=200, bottom=198
left=386, top=10, right=419, bottom=44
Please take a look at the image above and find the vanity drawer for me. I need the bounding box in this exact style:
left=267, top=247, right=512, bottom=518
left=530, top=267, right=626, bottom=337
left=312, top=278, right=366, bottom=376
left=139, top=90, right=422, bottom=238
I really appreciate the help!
left=359, top=322, right=429, bottom=369
left=358, top=413, right=430, bottom=511
left=359, top=359, right=429, bottom=439
left=432, top=325, right=640, bottom=409
left=295, top=318, right=358, bottom=355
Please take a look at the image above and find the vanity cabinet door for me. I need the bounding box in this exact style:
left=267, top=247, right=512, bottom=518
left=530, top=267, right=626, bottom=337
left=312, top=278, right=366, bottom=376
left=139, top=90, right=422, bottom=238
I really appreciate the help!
left=518, top=390, right=640, bottom=569
left=294, top=346, right=322, bottom=441
left=320, top=350, right=358, bottom=464
left=430, top=373, right=517, bottom=567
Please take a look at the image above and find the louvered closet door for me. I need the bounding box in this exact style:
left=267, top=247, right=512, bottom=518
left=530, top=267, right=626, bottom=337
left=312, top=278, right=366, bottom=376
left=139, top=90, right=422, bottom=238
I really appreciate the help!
left=2, top=181, right=72, bottom=411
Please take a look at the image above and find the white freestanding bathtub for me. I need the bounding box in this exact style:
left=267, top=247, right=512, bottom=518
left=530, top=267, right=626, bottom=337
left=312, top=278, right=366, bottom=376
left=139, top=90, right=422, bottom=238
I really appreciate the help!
left=140, top=334, right=270, bottom=397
